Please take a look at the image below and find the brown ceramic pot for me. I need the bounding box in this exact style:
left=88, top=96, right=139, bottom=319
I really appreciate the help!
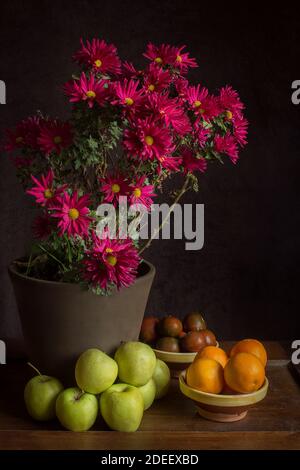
left=8, top=260, right=155, bottom=384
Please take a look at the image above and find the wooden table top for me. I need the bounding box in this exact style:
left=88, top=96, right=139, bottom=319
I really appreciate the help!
left=0, top=341, right=299, bottom=450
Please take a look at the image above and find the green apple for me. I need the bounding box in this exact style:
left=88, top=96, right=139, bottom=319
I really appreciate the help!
left=114, top=341, right=156, bottom=386
left=24, top=374, right=63, bottom=421
left=75, top=348, right=118, bottom=394
left=56, top=387, right=98, bottom=432
left=100, top=383, right=144, bottom=432
left=138, top=378, right=156, bottom=410
left=152, top=359, right=171, bottom=399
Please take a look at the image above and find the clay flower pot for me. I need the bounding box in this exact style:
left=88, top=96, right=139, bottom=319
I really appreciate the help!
left=9, top=260, right=155, bottom=383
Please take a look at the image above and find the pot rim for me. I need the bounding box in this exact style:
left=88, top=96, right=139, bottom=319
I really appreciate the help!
left=8, top=258, right=155, bottom=288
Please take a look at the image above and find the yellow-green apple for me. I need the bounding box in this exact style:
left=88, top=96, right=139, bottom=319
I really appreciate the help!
left=152, top=359, right=171, bottom=399
left=114, top=341, right=156, bottom=386
left=56, top=387, right=98, bottom=431
left=24, top=375, right=63, bottom=421
left=75, top=348, right=118, bottom=394
left=138, top=378, right=156, bottom=410
left=100, top=383, right=144, bottom=432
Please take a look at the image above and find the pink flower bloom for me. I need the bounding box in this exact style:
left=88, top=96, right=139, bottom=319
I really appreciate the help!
left=3, top=122, right=28, bottom=152
left=174, top=77, right=189, bottom=99
left=195, top=125, right=211, bottom=148
left=233, top=116, right=248, bottom=146
left=214, top=134, right=239, bottom=163
left=194, top=95, right=222, bottom=121
left=64, top=72, right=108, bottom=108
left=112, top=79, right=144, bottom=109
left=129, top=176, right=156, bottom=210
left=219, top=86, right=244, bottom=118
left=122, top=61, right=144, bottom=80
left=100, top=174, right=129, bottom=205
left=156, top=154, right=182, bottom=173
left=52, top=191, right=92, bottom=237
left=172, top=45, right=198, bottom=73
left=83, top=236, right=140, bottom=290
left=38, top=120, right=72, bottom=155
left=185, top=84, right=209, bottom=112
left=143, top=43, right=176, bottom=66
left=123, top=118, right=174, bottom=161
left=146, top=94, right=191, bottom=136
left=27, top=169, right=65, bottom=207
left=73, top=38, right=121, bottom=75
left=32, top=214, right=53, bottom=240
left=143, top=64, right=171, bottom=93
left=181, top=148, right=207, bottom=174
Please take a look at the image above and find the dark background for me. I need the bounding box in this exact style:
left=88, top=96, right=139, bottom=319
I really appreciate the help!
left=0, top=0, right=299, bottom=354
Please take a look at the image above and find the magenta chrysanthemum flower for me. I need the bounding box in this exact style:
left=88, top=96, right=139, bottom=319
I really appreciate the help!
left=100, top=174, right=129, bottom=205
left=27, top=169, right=65, bottom=207
left=83, top=236, right=140, bottom=290
left=123, top=119, right=174, bottom=161
left=185, top=84, right=209, bottom=112
left=233, top=116, right=248, bottom=146
left=3, top=122, right=28, bottom=152
left=129, top=176, right=156, bottom=210
left=146, top=94, right=191, bottom=136
left=174, top=77, right=189, bottom=99
left=195, top=125, right=211, bottom=148
left=5, top=115, right=43, bottom=151
left=52, top=191, right=92, bottom=237
left=64, top=72, right=108, bottom=108
left=156, top=154, right=182, bottom=173
left=219, top=86, right=244, bottom=119
left=112, top=79, right=144, bottom=109
left=143, top=64, right=171, bottom=93
left=181, top=148, right=207, bottom=174
left=32, top=214, right=53, bottom=240
left=73, top=38, right=121, bottom=75
left=214, top=134, right=239, bottom=163
left=143, top=43, right=176, bottom=66
left=38, top=120, right=72, bottom=155
left=172, top=45, right=198, bottom=73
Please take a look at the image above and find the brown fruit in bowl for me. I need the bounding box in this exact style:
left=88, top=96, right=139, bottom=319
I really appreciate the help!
left=156, top=337, right=180, bottom=353
left=180, top=331, right=206, bottom=352
left=183, top=312, right=206, bottom=332
left=139, top=316, right=159, bottom=344
left=202, top=329, right=217, bottom=346
left=158, top=316, right=183, bottom=338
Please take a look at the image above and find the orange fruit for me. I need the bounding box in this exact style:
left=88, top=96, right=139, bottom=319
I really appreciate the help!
left=224, top=352, right=265, bottom=394
left=230, top=339, right=267, bottom=367
left=186, top=358, right=224, bottom=394
left=196, top=346, right=228, bottom=368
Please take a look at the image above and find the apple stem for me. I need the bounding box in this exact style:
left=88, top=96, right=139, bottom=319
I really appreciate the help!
left=27, top=362, right=42, bottom=376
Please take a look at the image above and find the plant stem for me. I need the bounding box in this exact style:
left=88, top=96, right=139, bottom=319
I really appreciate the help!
left=138, top=175, right=191, bottom=256
left=27, top=362, right=42, bottom=376
left=37, top=244, right=67, bottom=272
left=25, top=252, right=33, bottom=276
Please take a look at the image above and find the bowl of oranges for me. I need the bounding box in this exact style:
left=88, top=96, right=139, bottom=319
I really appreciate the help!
left=179, top=339, right=269, bottom=422
left=139, top=312, right=218, bottom=377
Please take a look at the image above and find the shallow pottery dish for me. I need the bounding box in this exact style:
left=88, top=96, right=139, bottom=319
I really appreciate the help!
left=179, top=370, right=269, bottom=422
left=154, top=342, right=219, bottom=378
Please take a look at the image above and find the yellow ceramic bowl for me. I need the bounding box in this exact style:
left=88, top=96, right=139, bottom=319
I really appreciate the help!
left=153, top=342, right=219, bottom=378
left=179, top=371, right=269, bottom=422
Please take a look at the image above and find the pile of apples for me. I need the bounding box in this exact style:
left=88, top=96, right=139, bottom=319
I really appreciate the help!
left=140, top=312, right=218, bottom=353
left=24, top=341, right=171, bottom=432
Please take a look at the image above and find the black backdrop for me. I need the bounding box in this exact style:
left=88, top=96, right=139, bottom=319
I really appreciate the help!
left=0, top=1, right=299, bottom=354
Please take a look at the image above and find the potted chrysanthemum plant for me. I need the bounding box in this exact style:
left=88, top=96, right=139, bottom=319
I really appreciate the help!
left=3, top=39, right=248, bottom=378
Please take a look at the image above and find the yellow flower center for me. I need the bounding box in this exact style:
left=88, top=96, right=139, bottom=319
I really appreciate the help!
left=86, top=90, right=96, bottom=98
left=106, top=254, right=117, bottom=266
left=133, top=188, right=142, bottom=198
left=94, top=59, right=102, bottom=68
left=226, top=110, right=233, bottom=120
left=145, top=135, right=154, bottom=146
left=124, top=97, right=134, bottom=105
left=194, top=100, right=202, bottom=108
left=44, top=189, right=53, bottom=199
left=154, top=57, right=162, bottom=64
left=68, top=208, right=79, bottom=220
left=148, top=84, right=155, bottom=92
left=111, top=183, right=120, bottom=193
left=199, top=108, right=205, bottom=114
left=176, top=55, right=182, bottom=63
left=105, top=247, right=113, bottom=253
left=53, top=136, right=62, bottom=144
left=15, top=136, right=23, bottom=144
